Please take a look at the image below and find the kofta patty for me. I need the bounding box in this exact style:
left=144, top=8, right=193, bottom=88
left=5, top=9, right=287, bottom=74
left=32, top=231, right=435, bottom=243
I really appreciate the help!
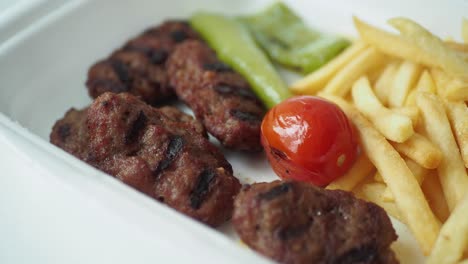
left=50, top=92, right=240, bottom=226
left=233, top=180, right=398, bottom=264
left=167, top=40, right=265, bottom=152
left=86, top=20, right=199, bottom=105
left=50, top=108, right=89, bottom=160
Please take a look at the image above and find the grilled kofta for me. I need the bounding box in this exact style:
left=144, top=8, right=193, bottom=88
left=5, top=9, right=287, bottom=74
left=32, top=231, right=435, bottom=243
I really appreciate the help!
left=86, top=21, right=199, bottom=105
left=50, top=92, right=240, bottom=226
left=50, top=108, right=89, bottom=161
left=167, top=40, right=265, bottom=152
left=233, top=181, right=398, bottom=264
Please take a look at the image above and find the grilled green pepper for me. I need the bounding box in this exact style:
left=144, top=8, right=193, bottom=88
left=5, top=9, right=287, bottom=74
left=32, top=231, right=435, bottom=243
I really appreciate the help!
left=190, top=12, right=291, bottom=109
left=241, top=2, right=350, bottom=74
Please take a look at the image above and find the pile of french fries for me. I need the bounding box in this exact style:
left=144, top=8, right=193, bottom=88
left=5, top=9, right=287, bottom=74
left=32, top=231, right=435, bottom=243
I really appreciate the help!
left=291, top=17, right=468, bottom=263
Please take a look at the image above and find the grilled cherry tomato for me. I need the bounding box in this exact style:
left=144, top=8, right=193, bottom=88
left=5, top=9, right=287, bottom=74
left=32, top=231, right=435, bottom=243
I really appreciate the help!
left=261, top=96, right=358, bottom=186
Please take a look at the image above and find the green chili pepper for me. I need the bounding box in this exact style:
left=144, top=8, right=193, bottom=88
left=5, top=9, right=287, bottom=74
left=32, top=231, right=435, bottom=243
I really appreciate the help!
left=241, top=2, right=350, bottom=74
left=190, top=12, right=292, bottom=109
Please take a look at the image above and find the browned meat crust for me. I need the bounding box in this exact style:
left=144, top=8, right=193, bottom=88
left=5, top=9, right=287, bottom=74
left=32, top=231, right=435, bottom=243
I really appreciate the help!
left=233, top=181, right=399, bottom=264
left=50, top=92, right=240, bottom=226
left=86, top=21, right=199, bottom=105
left=50, top=108, right=89, bottom=160
left=167, top=40, right=265, bottom=152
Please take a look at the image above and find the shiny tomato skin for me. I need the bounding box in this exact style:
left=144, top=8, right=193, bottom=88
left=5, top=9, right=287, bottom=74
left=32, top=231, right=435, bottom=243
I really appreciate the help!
left=261, top=96, right=358, bottom=186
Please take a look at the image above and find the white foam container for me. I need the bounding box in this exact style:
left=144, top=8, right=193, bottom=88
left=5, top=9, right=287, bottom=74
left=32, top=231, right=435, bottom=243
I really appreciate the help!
left=0, top=0, right=466, bottom=263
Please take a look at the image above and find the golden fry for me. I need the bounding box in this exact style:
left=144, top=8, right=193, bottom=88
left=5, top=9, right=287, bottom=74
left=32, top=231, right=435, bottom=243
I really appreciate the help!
left=444, top=100, right=468, bottom=168
left=290, top=41, right=368, bottom=94
left=326, top=154, right=375, bottom=191
left=431, top=68, right=468, bottom=101
left=422, top=172, right=450, bottom=223
left=352, top=76, right=414, bottom=142
left=322, top=94, right=440, bottom=254
left=391, top=132, right=442, bottom=169
left=382, top=158, right=428, bottom=202
left=446, top=41, right=468, bottom=53
left=354, top=17, right=433, bottom=66
left=388, top=61, right=422, bottom=107
left=374, top=62, right=399, bottom=106
left=322, top=47, right=385, bottom=97
left=416, top=92, right=468, bottom=211
left=406, top=70, right=436, bottom=106
left=393, top=106, right=419, bottom=126
left=389, top=17, right=468, bottom=81
left=427, top=193, right=468, bottom=264
left=374, top=171, right=384, bottom=183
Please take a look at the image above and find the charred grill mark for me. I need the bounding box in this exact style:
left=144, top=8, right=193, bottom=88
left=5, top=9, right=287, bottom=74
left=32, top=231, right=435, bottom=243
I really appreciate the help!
left=258, top=183, right=291, bottom=201
left=149, top=50, right=168, bottom=65
left=123, top=46, right=168, bottom=65
left=153, top=136, right=184, bottom=175
left=57, top=124, right=71, bottom=141
left=278, top=222, right=311, bottom=241
left=213, top=84, right=255, bottom=99
left=190, top=169, right=216, bottom=209
left=170, top=30, right=188, bottom=43
left=123, top=44, right=151, bottom=54
left=230, top=109, right=261, bottom=122
left=203, top=62, right=232, bottom=72
left=125, top=111, right=147, bottom=144
left=110, top=60, right=132, bottom=84
left=271, top=147, right=287, bottom=160
left=87, top=79, right=128, bottom=93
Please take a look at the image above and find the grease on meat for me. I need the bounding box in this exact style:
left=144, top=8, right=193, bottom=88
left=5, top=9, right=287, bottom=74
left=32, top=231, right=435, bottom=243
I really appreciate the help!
left=87, top=21, right=199, bottom=105
left=233, top=180, right=398, bottom=264
left=167, top=40, right=265, bottom=152
left=50, top=92, right=240, bottom=226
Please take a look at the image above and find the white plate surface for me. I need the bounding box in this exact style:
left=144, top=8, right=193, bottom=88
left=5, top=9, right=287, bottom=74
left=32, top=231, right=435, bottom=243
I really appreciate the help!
left=0, top=0, right=466, bottom=263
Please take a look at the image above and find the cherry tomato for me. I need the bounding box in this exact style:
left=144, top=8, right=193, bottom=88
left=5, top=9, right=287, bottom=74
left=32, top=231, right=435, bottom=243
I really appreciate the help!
left=261, top=95, right=359, bottom=186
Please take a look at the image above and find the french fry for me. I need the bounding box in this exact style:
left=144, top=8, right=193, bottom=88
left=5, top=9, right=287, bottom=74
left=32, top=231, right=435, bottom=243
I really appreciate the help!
left=321, top=47, right=385, bottom=97
left=415, top=69, right=437, bottom=93
left=374, top=62, right=399, bottom=106
left=367, top=63, right=385, bottom=84
left=374, top=171, right=384, bottom=183
left=353, top=17, right=434, bottom=67
left=393, top=106, right=419, bottom=126
left=406, top=70, right=436, bottom=106
left=382, top=158, right=429, bottom=202
left=463, top=18, right=468, bottom=43
left=354, top=182, right=404, bottom=223
left=416, top=92, right=468, bottom=211
left=446, top=41, right=468, bottom=53
left=427, top=193, right=468, bottom=264
left=391, top=132, right=442, bottom=169
left=321, top=94, right=440, bottom=254
left=422, top=172, right=450, bottom=223
left=382, top=189, right=394, bottom=202
left=431, top=68, right=468, bottom=101
left=444, top=100, right=468, bottom=168
left=326, top=154, right=374, bottom=191
left=289, top=41, right=368, bottom=94
left=405, top=158, right=428, bottom=184
left=389, top=17, right=468, bottom=81
left=388, top=61, right=422, bottom=107
left=351, top=76, right=414, bottom=142
left=446, top=41, right=468, bottom=62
